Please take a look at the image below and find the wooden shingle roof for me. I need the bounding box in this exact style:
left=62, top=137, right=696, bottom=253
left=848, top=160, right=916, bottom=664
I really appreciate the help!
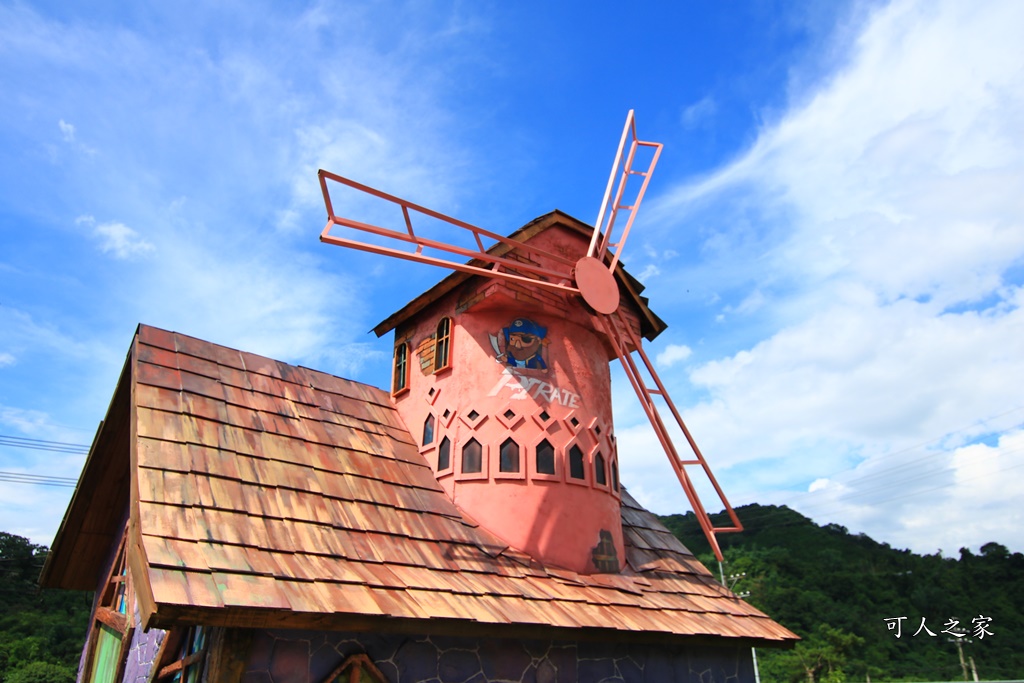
left=42, top=325, right=796, bottom=646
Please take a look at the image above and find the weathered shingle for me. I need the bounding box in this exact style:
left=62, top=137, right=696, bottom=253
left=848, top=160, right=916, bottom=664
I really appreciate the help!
left=55, top=324, right=797, bottom=645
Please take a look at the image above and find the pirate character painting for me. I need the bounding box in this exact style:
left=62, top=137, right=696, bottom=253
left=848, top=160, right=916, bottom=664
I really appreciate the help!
left=491, top=317, right=548, bottom=370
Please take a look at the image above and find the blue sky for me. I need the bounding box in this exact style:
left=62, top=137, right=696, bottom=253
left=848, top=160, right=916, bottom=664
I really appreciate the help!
left=2, top=0, right=1022, bottom=557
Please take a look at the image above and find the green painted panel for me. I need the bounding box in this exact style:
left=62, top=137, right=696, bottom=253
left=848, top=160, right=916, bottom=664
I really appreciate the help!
left=88, top=624, right=123, bottom=683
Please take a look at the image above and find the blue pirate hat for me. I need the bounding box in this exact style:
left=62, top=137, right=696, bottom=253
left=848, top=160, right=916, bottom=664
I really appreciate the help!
left=505, top=318, right=547, bottom=340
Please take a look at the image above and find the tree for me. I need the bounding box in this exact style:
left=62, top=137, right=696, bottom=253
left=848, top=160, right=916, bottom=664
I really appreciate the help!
left=0, top=533, right=92, bottom=682
left=4, top=661, right=76, bottom=683
left=761, top=625, right=864, bottom=683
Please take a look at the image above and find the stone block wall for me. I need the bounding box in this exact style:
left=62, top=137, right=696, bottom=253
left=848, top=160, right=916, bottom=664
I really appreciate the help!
left=120, top=602, right=166, bottom=683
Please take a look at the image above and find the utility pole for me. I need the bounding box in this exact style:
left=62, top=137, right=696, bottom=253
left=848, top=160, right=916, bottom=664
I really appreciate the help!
left=947, top=638, right=972, bottom=681
left=719, top=562, right=759, bottom=683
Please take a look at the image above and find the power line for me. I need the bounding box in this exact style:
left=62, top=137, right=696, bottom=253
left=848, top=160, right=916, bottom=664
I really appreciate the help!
left=0, top=434, right=90, bottom=455
left=0, top=470, right=78, bottom=488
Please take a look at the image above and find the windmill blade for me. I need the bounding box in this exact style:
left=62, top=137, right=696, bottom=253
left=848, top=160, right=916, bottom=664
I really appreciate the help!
left=588, top=111, right=664, bottom=272
left=598, top=310, right=742, bottom=562
left=318, top=170, right=580, bottom=296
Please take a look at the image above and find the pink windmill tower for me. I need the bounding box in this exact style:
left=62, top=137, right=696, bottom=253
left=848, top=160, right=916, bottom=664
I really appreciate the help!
left=317, top=111, right=742, bottom=574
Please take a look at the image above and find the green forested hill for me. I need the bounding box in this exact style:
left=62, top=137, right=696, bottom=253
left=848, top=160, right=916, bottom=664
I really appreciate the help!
left=661, top=504, right=1024, bottom=682
left=0, top=533, right=89, bottom=683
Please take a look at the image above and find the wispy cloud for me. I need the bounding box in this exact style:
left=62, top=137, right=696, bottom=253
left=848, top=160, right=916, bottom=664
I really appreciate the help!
left=76, top=216, right=154, bottom=259
left=94, top=222, right=155, bottom=259
left=58, top=119, right=75, bottom=142
left=656, top=344, right=692, bottom=368
left=681, top=95, right=717, bottom=130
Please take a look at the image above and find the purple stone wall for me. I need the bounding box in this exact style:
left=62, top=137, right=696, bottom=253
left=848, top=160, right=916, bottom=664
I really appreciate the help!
left=120, top=600, right=167, bottom=683
left=240, top=629, right=756, bottom=683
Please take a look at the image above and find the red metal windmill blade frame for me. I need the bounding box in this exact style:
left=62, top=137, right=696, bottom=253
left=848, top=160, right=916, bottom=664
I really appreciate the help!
left=599, top=311, right=743, bottom=562
left=317, top=111, right=743, bottom=563
left=587, top=110, right=742, bottom=562
left=588, top=109, right=663, bottom=273
left=318, top=170, right=580, bottom=295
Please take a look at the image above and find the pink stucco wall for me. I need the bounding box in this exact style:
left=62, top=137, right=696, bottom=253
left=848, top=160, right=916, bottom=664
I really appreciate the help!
left=390, top=225, right=644, bottom=574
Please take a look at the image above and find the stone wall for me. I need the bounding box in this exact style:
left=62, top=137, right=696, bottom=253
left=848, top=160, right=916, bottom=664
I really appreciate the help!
left=239, top=629, right=756, bottom=683
left=120, top=601, right=166, bottom=683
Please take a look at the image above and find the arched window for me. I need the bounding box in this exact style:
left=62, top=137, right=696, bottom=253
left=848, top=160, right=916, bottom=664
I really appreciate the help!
left=392, top=342, right=409, bottom=394
left=568, top=444, right=585, bottom=480
left=536, top=439, right=555, bottom=475
left=422, top=414, right=435, bottom=446
left=612, top=459, right=619, bottom=492
left=462, top=438, right=482, bottom=473
left=434, top=317, right=452, bottom=372
left=499, top=438, right=520, bottom=473
left=322, top=654, right=390, bottom=683
left=594, top=451, right=607, bottom=486
left=437, top=436, right=451, bottom=471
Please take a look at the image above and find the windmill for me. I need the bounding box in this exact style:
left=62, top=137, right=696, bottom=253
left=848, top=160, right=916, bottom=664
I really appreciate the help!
left=317, top=111, right=742, bottom=564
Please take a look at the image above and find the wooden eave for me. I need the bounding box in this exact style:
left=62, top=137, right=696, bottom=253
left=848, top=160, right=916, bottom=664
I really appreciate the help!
left=40, top=348, right=134, bottom=591
left=372, top=210, right=667, bottom=341
left=142, top=604, right=788, bottom=649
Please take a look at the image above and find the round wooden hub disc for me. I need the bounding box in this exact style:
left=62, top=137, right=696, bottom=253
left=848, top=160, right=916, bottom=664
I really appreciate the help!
left=574, top=256, right=620, bottom=314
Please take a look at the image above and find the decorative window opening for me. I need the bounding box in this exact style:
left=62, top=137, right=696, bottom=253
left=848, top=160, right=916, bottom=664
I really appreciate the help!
left=467, top=409, right=480, bottom=421
left=568, top=444, right=585, bottom=480
left=462, top=438, right=482, bottom=473
left=392, top=342, right=409, bottom=394
left=434, top=317, right=452, bottom=372
left=536, top=439, right=555, bottom=475
left=442, top=408, right=451, bottom=419
left=594, top=452, right=607, bottom=486
left=539, top=410, right=550, bottom=422
left=503, top=409, right=516, bottom=420
left=422, top=415, right=435, bottom=446
left=84, top=531, right=133, bottom=683
left=612, top=460, right=620, bottom=492
left=594, top=424, right=602, bottom=435
left=499, top=438, right=520, bottom=473
left=569, top=417, right=580, bottom=428
left=438, top=436, right=451, bottom=471
left=322, top=653, right=390, bottom=683
left=154, top=625, right=207, bottom=683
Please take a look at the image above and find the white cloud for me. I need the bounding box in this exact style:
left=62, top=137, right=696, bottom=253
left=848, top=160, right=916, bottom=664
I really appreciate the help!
left=779, top=427, right=1024, bottom=554
left=78, top=214, right=156, bottom=259
left=56, top=118, right=96, bottom=155
left=624, top=0, right=1024, bottom=552
left=0, top=352, right=14, bottom=367
left=638, top=264, right=660, bottom=281
left=681, top=95, right=717, bottom=130
left=656, top=344, right=692, bottom=368
left=93, top=221, right=155, bottom=259
left=58, top=119, right=75, bottom=142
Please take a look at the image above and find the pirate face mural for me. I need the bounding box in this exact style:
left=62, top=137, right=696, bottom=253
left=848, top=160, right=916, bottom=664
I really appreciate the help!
left=491, top=317, right=548, bottom=370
